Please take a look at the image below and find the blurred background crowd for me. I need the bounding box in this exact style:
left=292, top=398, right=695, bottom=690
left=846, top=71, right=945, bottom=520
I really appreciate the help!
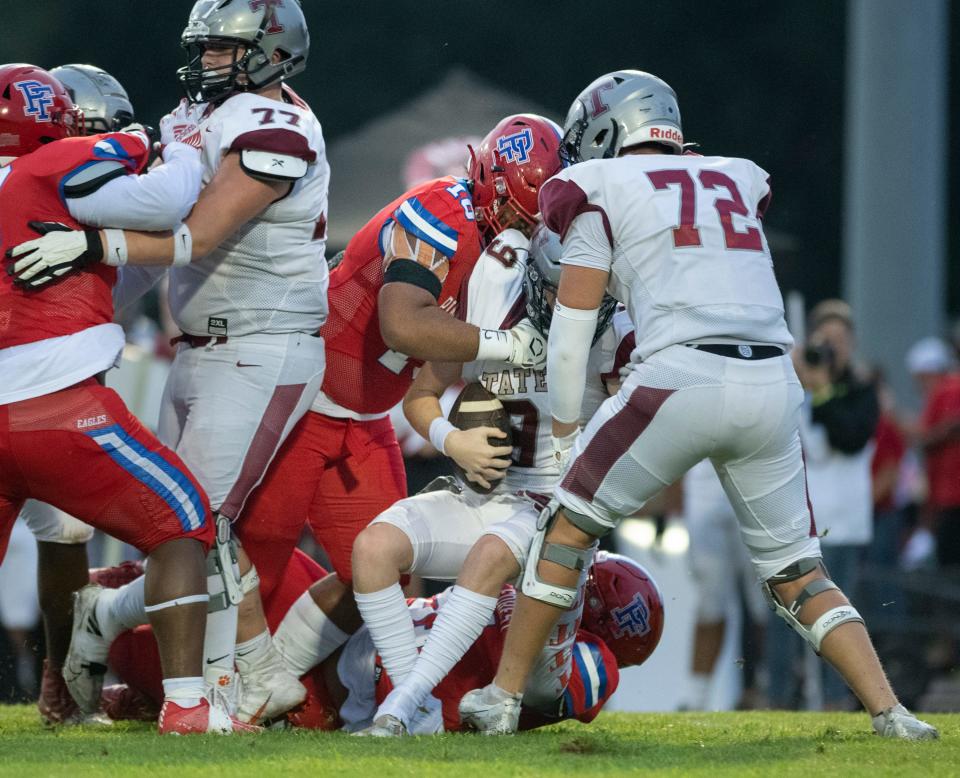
left=0, top=0, right=957, bottom=712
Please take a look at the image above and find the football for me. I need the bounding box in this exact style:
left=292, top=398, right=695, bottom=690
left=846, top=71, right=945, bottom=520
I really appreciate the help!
left=447, top=382, right=514, bottom=494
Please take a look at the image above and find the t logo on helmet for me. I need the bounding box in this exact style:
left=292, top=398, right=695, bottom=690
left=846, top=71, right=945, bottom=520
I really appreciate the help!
left=588, top=80, right=615, bottom=119
left=249, top=0, right=285, bottom=34
left=496, top=128, right=533, bottom=164
left=611, top=593, right=651, bottom=638
left=14, top=81, right=55, bottom=123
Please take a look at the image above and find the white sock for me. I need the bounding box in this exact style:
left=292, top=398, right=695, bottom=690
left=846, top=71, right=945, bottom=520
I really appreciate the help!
left=274, top=591, right=350, bottom=676
left=686, top=673, right=711, bottom=709
left=378, top=586, right=497, bottom=723
left=162, top=676, right=205, bottom=709
left=355, top=583, right=417, bottom=683
left=234, top=630, right=271, bottom=677
left=97, top=576, right=147, bottom=643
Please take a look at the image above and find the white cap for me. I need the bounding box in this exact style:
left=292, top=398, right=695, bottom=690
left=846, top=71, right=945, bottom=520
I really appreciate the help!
left=906, top=337, right=953, bottom=375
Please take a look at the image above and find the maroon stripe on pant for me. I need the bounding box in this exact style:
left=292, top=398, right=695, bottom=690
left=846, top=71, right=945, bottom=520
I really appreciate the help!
left=561, top=385, right=674, bottom=503
left=220, top=383, right=307, bottom=520
left=801, top=447, right=818, bottom=538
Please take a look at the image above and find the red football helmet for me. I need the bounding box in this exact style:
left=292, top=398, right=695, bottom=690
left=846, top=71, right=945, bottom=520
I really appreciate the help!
left=468, top=114, right=563, bottom=245
left=581, top=551, right=664, bottom=668
left=0, top=63, right=83, bottom=158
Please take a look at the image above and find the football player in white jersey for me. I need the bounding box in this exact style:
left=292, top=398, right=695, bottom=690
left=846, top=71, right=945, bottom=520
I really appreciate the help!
left=10, top=0, right=329, bottom=721
left=460, top=70, right=938, bottom=740
left=333, top=226, right=630, bottom=735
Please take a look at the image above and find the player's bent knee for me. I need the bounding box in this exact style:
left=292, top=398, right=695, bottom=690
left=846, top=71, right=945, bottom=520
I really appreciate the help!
left=352, top=523, right=411, bottom=572
left=463, top=535, right=520, bottom=586
left=762, top=556, right=864, bottom=654
left=521, top=504, right=597, bottom=609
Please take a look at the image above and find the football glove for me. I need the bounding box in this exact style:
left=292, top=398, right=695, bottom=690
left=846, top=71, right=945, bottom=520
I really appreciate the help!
left=159, top=99, right=203, bottom=150
left=5, top=222, right=103, bottom=290
left=506, top=319, right=547, bottom=369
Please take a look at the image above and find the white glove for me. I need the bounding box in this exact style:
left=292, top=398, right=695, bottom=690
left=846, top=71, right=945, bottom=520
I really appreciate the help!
left=551, top=428, right=580, bottom=472
left=506, top=319, right=547, bottom=369
left=6, top=224, right=103, bottom=289
left=159, top=99, right=203, bottom=149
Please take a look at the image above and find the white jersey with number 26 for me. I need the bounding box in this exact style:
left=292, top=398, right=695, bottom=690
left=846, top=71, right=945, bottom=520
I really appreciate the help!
left=540, top=154, right=793, bottom=361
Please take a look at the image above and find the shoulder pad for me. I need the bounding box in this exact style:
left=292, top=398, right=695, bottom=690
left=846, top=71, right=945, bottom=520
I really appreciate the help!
left=61, top=159, right=128, bottom=198
left=239, top=148, right=308, bottom=182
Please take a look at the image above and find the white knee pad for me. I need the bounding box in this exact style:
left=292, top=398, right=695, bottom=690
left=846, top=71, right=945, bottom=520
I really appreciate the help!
left=20, top=501, right=94, bottom=545
left=763, top=557, right=864, bottom=654
left=521, top=503, right=596, bottom=609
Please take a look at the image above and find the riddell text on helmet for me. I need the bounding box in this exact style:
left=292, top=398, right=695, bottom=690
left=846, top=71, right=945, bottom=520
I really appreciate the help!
left=648, top=127, right=683, bottom=144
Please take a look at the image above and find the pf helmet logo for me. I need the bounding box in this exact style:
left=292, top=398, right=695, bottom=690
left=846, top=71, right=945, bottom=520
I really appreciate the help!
left=611, top=593, right=651, bottom=638
left=496, top=128, right=533, bottom=164
left=14, top=80, right=56, bottom=122
left=249, top=0, right=285, bottom=34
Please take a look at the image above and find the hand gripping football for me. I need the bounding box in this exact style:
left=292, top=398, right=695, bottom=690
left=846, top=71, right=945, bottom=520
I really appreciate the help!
left=447, top=383, right=514, bottom=494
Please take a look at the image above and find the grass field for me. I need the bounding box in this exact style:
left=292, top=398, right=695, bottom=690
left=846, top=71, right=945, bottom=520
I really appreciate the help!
left=0, top=706, right=955, bottom=777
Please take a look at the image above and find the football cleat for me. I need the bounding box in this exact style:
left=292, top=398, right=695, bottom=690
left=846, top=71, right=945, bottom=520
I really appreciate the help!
left=38, top=659, right=80, bottom=726
left=459, top=685, right=521, bottom=736
left=872, top=704, right=939, bottom=740
left=352, top=714, right=407, bottom=737
left=101, top=684, right=161, bottom=722
left=63, top=584, right=112, bottom=713
left=158, top=698, right=262, bottom=735
left=235, top=643, right=307, bottom=725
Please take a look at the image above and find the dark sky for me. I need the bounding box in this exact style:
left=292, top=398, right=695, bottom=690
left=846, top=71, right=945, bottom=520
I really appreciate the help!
left=4, top=1, right=956, bottom=311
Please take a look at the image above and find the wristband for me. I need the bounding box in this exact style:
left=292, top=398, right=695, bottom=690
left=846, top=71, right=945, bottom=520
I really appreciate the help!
left=172, top=223, right=192, bottom=266
left=102, top=229, right=128, bottom=267
left=476, top=329, right=512, bottom=362
left=429, top=417, right=458, bottom=455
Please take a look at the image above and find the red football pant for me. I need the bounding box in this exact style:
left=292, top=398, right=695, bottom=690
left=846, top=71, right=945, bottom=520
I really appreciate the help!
left=236, top=411, right=407, bottom=595
left=0, top=381, right=213, bottom=561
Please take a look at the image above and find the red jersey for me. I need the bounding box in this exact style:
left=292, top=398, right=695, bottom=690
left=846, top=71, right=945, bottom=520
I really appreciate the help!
left=921, top=373, right=960, bottom=509
left=319, top=177, right=482, bottom=415
left=0, top=133, right=149, bottom=349
left=374, top=586, right=619, bottom=732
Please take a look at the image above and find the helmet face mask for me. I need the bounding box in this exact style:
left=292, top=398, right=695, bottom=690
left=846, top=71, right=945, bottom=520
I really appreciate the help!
left=178, top=0, right=309, bottom=104
left=524, top=225, right=617, bottom=344
left=468, top=114, right=564, bottom=246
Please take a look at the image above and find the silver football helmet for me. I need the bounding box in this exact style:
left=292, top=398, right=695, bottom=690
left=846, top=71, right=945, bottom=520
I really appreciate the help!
left=524, top=225, right=616, bottom=344
left=560, top=70, right=682, bottom=164
left=178, top=0, right=309, bottom=104
left=50, top=64, right=134, bottom=134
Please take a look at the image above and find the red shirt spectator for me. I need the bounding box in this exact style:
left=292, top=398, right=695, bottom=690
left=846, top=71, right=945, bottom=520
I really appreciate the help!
left=920, top=373, right=960, bottom=509
left=872, top=413, right=906, bottom=513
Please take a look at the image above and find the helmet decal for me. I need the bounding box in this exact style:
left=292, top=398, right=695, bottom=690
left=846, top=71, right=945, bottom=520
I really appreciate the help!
left=14, top=81, right=56, bottom=122
left=611, top=592, right=651, bottom=638
left=495, top=128, right=533, bottom=164
left=588, top=80, right=615, bottom=119
left=249, top=0, right=285, bottom=34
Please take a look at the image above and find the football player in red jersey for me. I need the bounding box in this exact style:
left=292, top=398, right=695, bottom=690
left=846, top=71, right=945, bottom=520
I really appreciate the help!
left=97, top=551, right=663, bottom=734
left=227, top=115, right=564, bottom=721
left=0, top=63, right=254, bottom=734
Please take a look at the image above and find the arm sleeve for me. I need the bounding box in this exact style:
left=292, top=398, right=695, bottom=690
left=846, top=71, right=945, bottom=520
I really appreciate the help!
left=66, top=142, right=203, bottom=231
left=560, top=211, right=613, bottom=272
left=548, top=302, right=599, bottom=424
left=810, top=378, right=880, bottom=455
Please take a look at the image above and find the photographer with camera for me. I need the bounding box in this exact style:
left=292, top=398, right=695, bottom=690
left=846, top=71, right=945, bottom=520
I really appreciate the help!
left=767, top=299, right=880, bottom=710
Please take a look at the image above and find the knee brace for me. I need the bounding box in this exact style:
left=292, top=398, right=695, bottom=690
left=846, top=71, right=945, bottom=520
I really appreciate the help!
left=762, top=557, right=864, bottom=654
left=521, top=502, right=596, bottom=609
left=240, top=565, right=260, bottom=596
left=207, top=514, right=242, bottom=612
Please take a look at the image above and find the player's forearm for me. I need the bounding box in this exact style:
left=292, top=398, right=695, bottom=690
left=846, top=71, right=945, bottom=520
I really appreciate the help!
left=403, top=390, right=446, bottom=440
left=382, top=301, right=484, bottom=362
